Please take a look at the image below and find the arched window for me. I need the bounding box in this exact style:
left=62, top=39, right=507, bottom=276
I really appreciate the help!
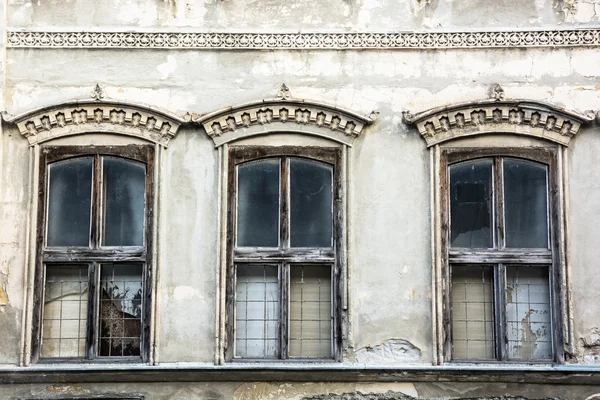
left=227, top=148, right=340, bottom=360
left=35, top=147, right=154, bottom=361
left=446, top=154, right=554, bottom=361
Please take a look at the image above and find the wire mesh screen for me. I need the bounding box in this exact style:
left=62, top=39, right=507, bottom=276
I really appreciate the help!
left=289, top=265, right=332, bottom=358
left=451, top=265, right=495, bottom=359
left=42, top=265, right=88, bottom=358
left=235, top=265, right=280, bottom=358
left=506, top=266, right=553, bottom=360
left=99, top=263, right=143, bottom=357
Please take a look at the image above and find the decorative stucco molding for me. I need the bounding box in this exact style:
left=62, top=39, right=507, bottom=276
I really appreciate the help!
left=191, top=97, right=375, bottom=147
left=3, top=99, right=186, bottom=146
left=6, top=29, right=600, bottom=50
left=403, top=99, right=593, bottom=147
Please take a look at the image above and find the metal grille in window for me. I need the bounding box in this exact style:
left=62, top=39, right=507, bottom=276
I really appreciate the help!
left=289, top=265, right=332, bottom=358
left=451, top=266, right=495, bottom=359
left=42, top=265, right=88, bottom=358
left=235, top=265, right=280, bottom=358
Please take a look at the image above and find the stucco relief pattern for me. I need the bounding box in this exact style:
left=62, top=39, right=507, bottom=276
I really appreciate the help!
left=7, top=29, right=600, bottom=49
left=195, top=100, right=372, bottom=146
left=9, top=102, right=184, bottom=146
left=404, top=101, right=592, bottom=146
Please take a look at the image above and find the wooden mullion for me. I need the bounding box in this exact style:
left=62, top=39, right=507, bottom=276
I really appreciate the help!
left=494, top=157, right=504, bottom=250
left=280, top=263, right=289, bottom=359
left=495, top=263, right=506, bottom=361
left=440, top=151, right=453, bottom=362
left=86, top=262, right=99, bottom=359
left=91, top=154, right=101, bottom=250
left=281, top=157, right=289, bottom=250
left=332, top=148, right=343, bottom=361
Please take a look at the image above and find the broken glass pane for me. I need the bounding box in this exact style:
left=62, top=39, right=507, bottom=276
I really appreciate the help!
left=450, top=159, right=493, bottom=248
left=42, top=265, right=88, bottom=358
left=503, top=159, right=548, bottom=248
left=103, top=157, right=146, bottom=247
left=506, top=266, right=553, bottom=361
left=237, top=159, right=280, bottom=247
left=99, top=263, right=143, bottom=357
left=47, top=157, right=93, bottom=247
left=290, top=158, right=333, bottom=248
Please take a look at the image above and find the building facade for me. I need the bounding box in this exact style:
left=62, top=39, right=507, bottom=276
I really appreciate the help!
left=1, top=0, right=600, bottom=398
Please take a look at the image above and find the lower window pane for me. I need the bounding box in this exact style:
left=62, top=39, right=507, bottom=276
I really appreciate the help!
left=451, top=265, right=495, bottom=359
left=99, top=263, right=143, bottom=357
left=42, top=265, right=88, bottom=358
left=235, top=265, right=279, bottom=358
left=289, top=265, right=332, bottom=358
left=506, top=266, right=553, bottom=361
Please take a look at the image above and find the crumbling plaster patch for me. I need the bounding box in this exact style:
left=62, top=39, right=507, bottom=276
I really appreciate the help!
left=233, top=383, right=418, bottom=400
left=556, top=0, right=600, bottom=22
left=354, top=339, right=422, bottom=363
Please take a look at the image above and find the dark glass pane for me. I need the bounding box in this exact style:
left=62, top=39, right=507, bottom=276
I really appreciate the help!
left=290, top=159, right=333, bottom=247
left=47, top=158, right=93, bottom=247
left=506, top=266, right=552, bottom=360
left=503, top=159, right=548, bottom=248
left=450, top=159, right=493, bottom=248
left=237, top=159, right=280, bottom=247
left=103, top=157, right=146, bottom=247
left=99, top=263, right=143, bottom=357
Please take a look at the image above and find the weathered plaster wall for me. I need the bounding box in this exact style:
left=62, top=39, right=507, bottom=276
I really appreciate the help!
left=159, top=126, right=219, bottom=363
left=568, top=122, right=600, bottom=363
left=1, top=381, right=600, bottom=399
left=0, top=124, right=28, bottom=364
left=2, top=44, right=600, bottom=364
left=6, top=0, right=600, bottom=29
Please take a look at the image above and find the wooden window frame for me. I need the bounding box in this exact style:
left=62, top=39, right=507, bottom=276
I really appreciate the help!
left=440, top=147, right=565, bottom=363
left=32, top=145, right=155, bottom=364
left=225, top=146, right=343, bottom=362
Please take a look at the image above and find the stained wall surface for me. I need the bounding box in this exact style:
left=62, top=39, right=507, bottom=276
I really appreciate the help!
left=1, top=0, right=600, bottom=398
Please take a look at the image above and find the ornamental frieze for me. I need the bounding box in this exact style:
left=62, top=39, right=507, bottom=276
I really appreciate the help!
left=192, top=94, right=374, bottom=147
left=7, top=29, right=600, bottom=50
left=403, top=97, right=593, bottom=147
left=5, top=100, right=185, bottom=146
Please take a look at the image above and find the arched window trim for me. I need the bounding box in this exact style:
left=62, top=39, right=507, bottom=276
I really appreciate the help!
left=403, top=98, right=593, bottom=147
left=192, top=98, right=375, bottom=147
left=4, top=99, right=185, bottom=147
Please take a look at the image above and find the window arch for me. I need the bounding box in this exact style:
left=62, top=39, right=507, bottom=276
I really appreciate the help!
left=404, top=94, right=592, bottom=365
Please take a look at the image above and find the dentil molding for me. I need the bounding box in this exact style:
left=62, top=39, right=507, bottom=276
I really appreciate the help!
left=191, top=90, right=375, bottom=147
left=4, top=98, right=185, bottom=146
left=6, top=29, right=600, bottom=50
left=403, top=96, right=594, bottom=147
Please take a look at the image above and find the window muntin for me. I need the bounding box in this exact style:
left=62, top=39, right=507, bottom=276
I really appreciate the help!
left=228, top=147, right=340, bottom=361
left=36, top=147, right=152, bottom=362
left=446, top=154, right=556, bottom=362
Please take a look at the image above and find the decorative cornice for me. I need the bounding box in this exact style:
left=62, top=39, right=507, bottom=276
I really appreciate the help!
left=4, top=100, right=186, bottom=146
left=191, top=97, right=374, bottom=147
left=6, top=29, right=600, bottom=50
left=403, top=99, right=593, bottom=147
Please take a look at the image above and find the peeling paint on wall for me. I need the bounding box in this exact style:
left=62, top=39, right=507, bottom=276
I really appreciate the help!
left=354, top=339, right=422, bottom=363
left=233, top=383, right=418, bottom=400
